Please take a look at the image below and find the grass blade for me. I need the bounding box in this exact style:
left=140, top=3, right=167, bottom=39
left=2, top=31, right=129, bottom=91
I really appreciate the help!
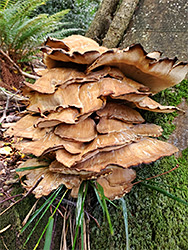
left=146, top=180, right=188, bottom=192
left=90, top=181, right=105, bottom=214
left=76, top=182, right=84, bottom=226
left=20, top=186, right=61, bottom=234
left=73, top=182, right=88, bottom=250
left=51, top=189, right=68, bottom=217
left=120, top=198, right=129, bottom=250
left=81, top=212, right=84, bottom=250
left=105, top=197, right=119, bottom=209
left=96, top=183, right=114, bottom=236
left=16, top=165, right=48, bottom=172
left=43, top=217, right=54, bottom=250
left=22, top=186, right=63, bottom=247
left=102, top=198, right=114, bottom=236
left=141, top=182, right=188, bottom=206
left=76, top=183, right=85, bottom=250
left=33, top=189, right=68, bottom=250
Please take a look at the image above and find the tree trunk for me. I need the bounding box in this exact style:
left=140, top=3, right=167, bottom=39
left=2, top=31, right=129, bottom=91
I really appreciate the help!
left=86, top=0, right=139, bottom=47
left=86, top=0, right=120, bottom=44
left=102, top=0, right=139, bottom=48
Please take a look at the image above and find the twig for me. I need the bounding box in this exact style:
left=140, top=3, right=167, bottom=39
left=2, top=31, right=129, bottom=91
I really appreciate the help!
left=0, top=88, right=24, bottom=123
left=1, top=236, right=9, bottom=250
left=21, top=71, right=39, bottom=80
left=0, top=48, right=39, bottom=80
left=69, top=213, right=74, bottom=247
left=0, top=88, right=10, bottom=123
left=0, top=224, right=11, bottom=234
left=0, top=104, right=26, bottom=113
left=57, top=198, right=101, bottom=229
left=0, top=176, right=44, bottom=216
left=0, top=87, right=28, bottom=102
left=0, top=194, right=23, bottom=204
left=86, top=217, right=91, bottom=250
left=60, top=210, right=67, bottom=250
left=22, top=200, right=39, bottom=226
left=42, top=197, right=65, bottom=217
left=133, top=164, right=179, bottom=186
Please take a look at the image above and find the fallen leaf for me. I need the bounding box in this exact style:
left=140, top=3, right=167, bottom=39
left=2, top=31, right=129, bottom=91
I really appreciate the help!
left=0, top=146, right=12, bottom=155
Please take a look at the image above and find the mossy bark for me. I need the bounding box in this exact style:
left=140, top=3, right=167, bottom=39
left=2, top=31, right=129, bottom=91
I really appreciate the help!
left=90, top=149, right=188, bottom=250
left=102, top=0, right=139, bottom=48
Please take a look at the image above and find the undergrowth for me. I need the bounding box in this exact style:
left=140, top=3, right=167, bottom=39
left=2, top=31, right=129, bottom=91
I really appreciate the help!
left=35, top=0, right=101, bottom=35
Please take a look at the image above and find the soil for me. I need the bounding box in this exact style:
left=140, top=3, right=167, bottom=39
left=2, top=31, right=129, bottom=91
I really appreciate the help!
left=0, top=56, right=25, bottom=91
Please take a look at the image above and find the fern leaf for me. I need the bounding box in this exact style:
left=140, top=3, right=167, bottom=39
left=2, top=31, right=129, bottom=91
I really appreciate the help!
left=0, top=0, right=17, bottom=10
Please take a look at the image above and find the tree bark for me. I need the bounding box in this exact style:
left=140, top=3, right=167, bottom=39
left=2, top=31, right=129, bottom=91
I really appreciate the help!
left=85, top=0, right=120, bottom=44
left=86, top=0, right=139, bottom=47
left=102, top=0, right=139, bottom=48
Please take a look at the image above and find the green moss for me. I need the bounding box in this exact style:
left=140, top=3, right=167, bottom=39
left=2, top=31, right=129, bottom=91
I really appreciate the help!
left=153, top=79, right=188, bottom=106
left=90, top=149, right=188, bottom=250
left=140, top=79, right=188, bottom=139
left=0, top=185, right=49, bottom=250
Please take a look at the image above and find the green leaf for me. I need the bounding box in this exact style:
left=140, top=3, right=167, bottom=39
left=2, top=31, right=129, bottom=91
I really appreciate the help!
left=146, top=180, right=188, bottom=192
left=20, top=189, right=59, bottom=234
left=141, top=182, right=188, bottom=206
left=96, top=183, right=114, bottom=236
left=90, top=181, right=105, bottom=214
left=43, top=217, right=54, bottom=250
left=75, top=182, right=84, bottom=226
left=105, top=197, right=120, bottom=209
left=16, top=165, right=48, bottom=172
left=103, top=197, right=114, bottom=236
left=33, top=189, right=68, bottom=250
left=22, top=185, right=63, bottom=247
left=73, top=182, right=88, bottom=250
left=0, top=0, right=74, bottom=63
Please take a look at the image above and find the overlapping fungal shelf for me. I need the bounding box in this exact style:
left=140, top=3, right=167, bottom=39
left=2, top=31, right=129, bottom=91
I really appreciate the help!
left=6, top=35, right=188, bottom=200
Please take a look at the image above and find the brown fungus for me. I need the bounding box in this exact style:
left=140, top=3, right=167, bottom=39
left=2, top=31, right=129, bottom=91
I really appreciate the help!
left=96, top=102, right=145, bottom=124
left=87, top=44, right=188, bottom=94
left=96, top=166, right=136, bottom=200
left=42, top=35, right=108, bottom=66
left=17, top=159, right=81, bottom=198
left=8, top=35, right=187, bottom=201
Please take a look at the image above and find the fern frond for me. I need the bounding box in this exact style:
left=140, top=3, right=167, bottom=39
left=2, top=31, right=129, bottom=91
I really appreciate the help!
left=0, top=0, right=75, bottom=62
left=0, top=0, right=17, bottom=10
left=11, top=14, right=48, bottom=48
left=6, top=0, right=47, bottom=28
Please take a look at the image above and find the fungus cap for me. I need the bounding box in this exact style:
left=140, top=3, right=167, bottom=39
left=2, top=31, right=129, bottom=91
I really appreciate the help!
left=87, top=44, right=188, bottom=94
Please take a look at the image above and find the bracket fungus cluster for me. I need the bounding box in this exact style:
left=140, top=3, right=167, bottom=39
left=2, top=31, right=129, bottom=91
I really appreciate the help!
left=6, top=35, right=188, bottom=200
